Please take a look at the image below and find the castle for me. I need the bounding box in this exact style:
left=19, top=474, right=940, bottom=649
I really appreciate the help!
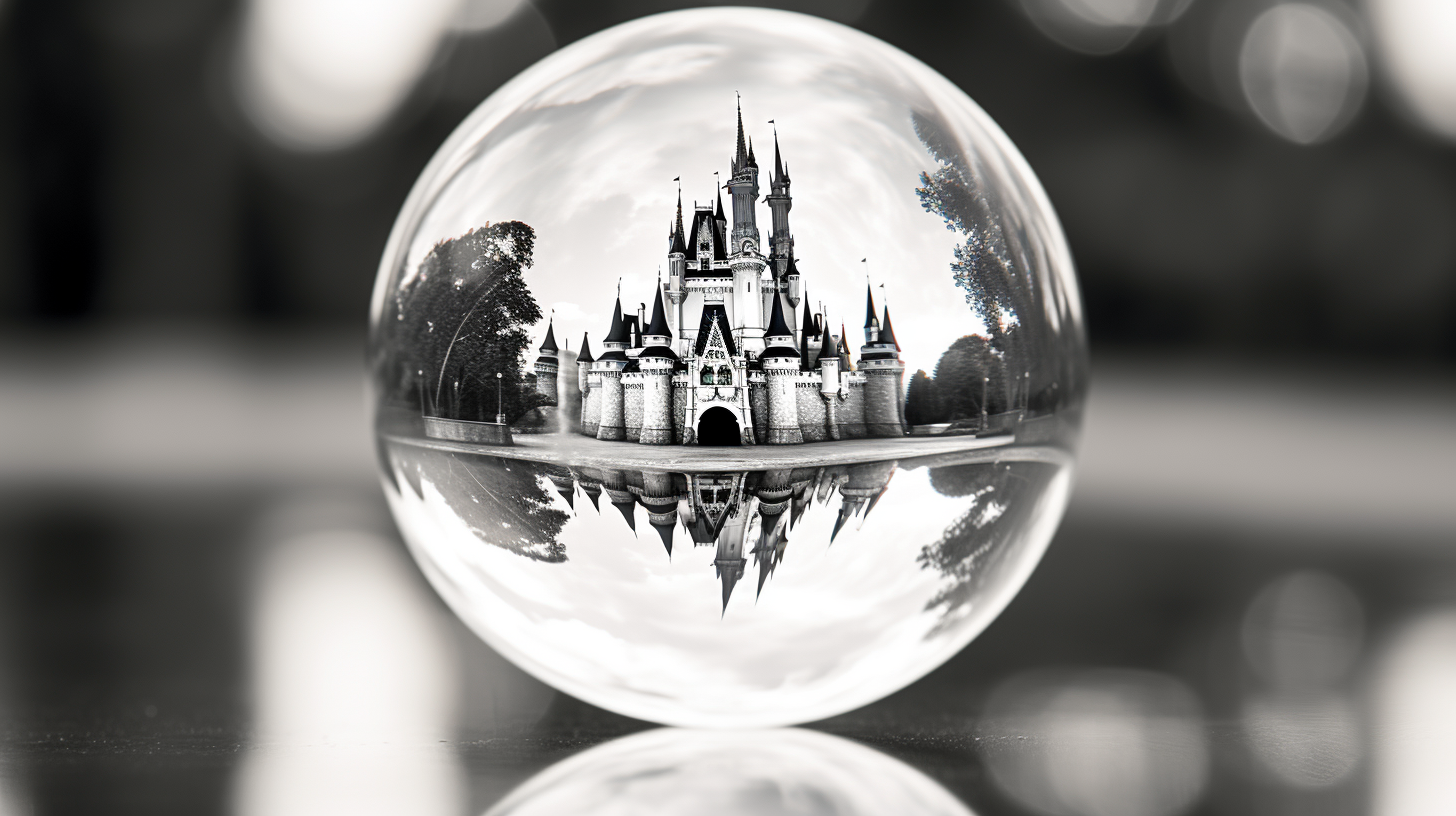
left=533, top=102, right=907, bottom=446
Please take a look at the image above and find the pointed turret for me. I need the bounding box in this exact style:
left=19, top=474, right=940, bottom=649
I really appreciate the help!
left=880, top=305, right=900, bottom=351
left=715, top=187, right=725, bottom=223
left=720, top=565, right=741, bottom=614
left=864, top=283, right=881, bottom=333
left=816, top=322, right=838, bottom=367
left=603, top=298, right=630, bottom=345
left=670, top=189, right=688, bottom=256
left=645, top=285, right=672, bottom=339
left=612, top=497, right=636, bottom=534
left=773, top=130, right=787, bottom=186
left=576, top=333, right=593, bottom=363
left=728, top=96, right=761, bottom=255
left=734, top=98, right=749, bottom=173
left=765, top=293, right=793, bottom=340
left=538, top=319, right=558, bottom=354
left=830, top=501, right=856, bottom=543
left=799, top=290, right=817, bottom=369
left=652, top=521, right=674, bottom=556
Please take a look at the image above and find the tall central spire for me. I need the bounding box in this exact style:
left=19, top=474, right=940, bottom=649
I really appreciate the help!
left=735, top=95, right=749, bottom=172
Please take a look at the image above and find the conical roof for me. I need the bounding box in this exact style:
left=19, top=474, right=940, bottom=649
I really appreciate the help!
left=816, top=322, right=838, bottom=366
left=645, top=284, right=672, bottom=339
left=603, top=297, right=630, bottom=344
left=773, top=130, right=787, bottom=185
left=864, top=284, right=879, bottom=328
left=537, top=319, right=557, bottom=353
left=612, top=497, right=636, bottom=534
left=879, top=305, right=900, bottom=350
left=734, top=98, right=749, bottom=173
left=576, top=333, right=594, bottom=363
left=652, top=521, right=674, bottom=556
left=669, top=190, right=687, bottom=255
left=765, top=292, right=793, bottom=340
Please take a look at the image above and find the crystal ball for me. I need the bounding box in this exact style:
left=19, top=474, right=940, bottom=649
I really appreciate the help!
left=369, top=7, right=1086, bottom=728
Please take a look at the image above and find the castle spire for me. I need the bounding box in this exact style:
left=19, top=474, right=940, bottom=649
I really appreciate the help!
left=538, top=316, right=558, bottom=353
left=817, top=322, right=838, bottom=366
left=576, top=332, right=593, bottom=363
left=765, top=291, right=793, bottom=340
left=799, top=289, right=816, bottom=369
left=645, top=283, right=672, bottom=339
left=734, top=95, right=749, bottom=172
left=864, top=282, right=879, bottom=329
left=773, top=126, right=786, bottom=184
left=604, top=297, right=630, bottom=345
left=880, top=305, right=900, bottom=350
left=670, top=187, right=687, bottom=256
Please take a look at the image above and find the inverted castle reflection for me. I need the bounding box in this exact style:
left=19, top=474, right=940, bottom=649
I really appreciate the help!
left=384, top=440, right=1059, bottom=626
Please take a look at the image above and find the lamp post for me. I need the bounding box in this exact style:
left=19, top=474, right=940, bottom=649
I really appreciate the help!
left=495, top=372, right=505, bottom=424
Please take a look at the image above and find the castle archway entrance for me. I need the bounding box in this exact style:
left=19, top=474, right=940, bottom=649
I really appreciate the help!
left=696, top=406, right=741, bottom=446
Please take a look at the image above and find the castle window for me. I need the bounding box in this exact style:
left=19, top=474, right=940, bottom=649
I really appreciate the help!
left=701, top=366, right=714, bottom=385
left=717, top=364, right=733, bottom=384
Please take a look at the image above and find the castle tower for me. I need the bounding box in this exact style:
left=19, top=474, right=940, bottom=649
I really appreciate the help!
left=863, top=284, right=882, bottom=346
left=577, top=333, right=598, bottom=436
left=714, top=514, right=748, bottom=614
left=859, top=294, right=906, bottom=438
left=638, top=284, right=678, bottom=445
left=728, top=99, right=760, bottom=256
left=594, top=298, right=631, bottom=441
left=752, top=469, right=793, bottom=598
left=640, top=470, right=680, bottom=555
left=533, top=317, right=559, bottom=404
left=601, top=468, right=637, bottom=533
left=766, top=129, right=794, bottom=278
left=760, top=292, right=803, bottom=445
left=667, top=189, right=688, bottom=338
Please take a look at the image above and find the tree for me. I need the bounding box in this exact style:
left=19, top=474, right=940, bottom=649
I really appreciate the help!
left=386, top=221, right=548, bottom=422
left=913, top=112, right=1040, bottom=413
left=918, top=461, right=1050, bottom=637
left=932, top=335, right=1009, bottom=420
left=904, top=369, right=943, bottom=426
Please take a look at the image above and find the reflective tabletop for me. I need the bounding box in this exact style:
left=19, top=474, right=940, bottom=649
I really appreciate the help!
left=2, top=333, right=1454, bottom=815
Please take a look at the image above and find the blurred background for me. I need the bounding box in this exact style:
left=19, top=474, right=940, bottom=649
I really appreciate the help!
left=1, top=0, right=1455, bottom=814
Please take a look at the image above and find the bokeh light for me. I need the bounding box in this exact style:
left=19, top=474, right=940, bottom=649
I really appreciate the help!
left=1366, top=0, right=1456, bottom=142
left=1238, top=3, right=1368, bottom=144
left=981, top=669, right=1208, bottom=816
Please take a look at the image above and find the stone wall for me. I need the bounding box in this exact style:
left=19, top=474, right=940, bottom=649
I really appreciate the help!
left=763, top=367, right=804, bottom=444
left=582, top=372, right=601, bottom=437
left=795, top=378, right=829, bottom=442
left=672, top=379, right=689, bottom=443
left=863, top=368, right=904, bottom=437
left=839, top=378, right=868, bottom=439
left=639, top=367, right=674, bottom=445
left=748, top=378, right=769, bottom=444
left=595, top=369, right=625, bottom=441
left=623, top=376, right=644, bottom=442
left=533, top=361, right=558, bottom=404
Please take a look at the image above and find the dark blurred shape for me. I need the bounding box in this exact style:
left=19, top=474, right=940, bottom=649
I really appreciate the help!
left=5, top=0, right=107, bottom=318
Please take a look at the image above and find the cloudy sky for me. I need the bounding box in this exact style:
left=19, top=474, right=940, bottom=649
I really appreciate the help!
left=378, top=7, right=1069, bottom=374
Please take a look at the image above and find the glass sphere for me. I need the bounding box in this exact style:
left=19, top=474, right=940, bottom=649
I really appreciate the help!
left=484, top=728, right=973, bottom=815
left=369, top=7, right=1086, bottom=728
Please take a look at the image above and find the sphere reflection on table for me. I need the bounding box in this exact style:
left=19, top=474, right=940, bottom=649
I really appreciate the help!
left=484, top=728, right=975, bottom=816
